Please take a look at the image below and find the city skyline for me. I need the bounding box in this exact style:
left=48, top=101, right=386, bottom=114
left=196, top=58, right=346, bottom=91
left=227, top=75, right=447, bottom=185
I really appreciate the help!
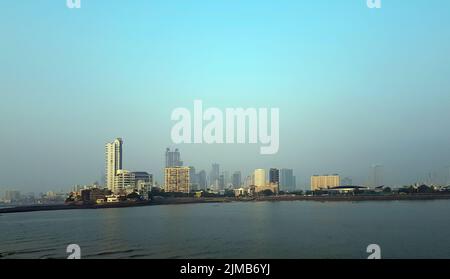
left=2, top=1, right=450, bottom=193
left=2, top=136, right=450, bottom=194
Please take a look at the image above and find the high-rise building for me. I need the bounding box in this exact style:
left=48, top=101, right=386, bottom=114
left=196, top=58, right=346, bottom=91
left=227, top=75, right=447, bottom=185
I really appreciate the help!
left=311, top=174, right=340, bottom=191
left=198, top=170, right=207, bottom=190
left=254, top=169, right=266, bottom=187
left=218, top=174, right=225, bottom=190
left=106, top=138, right=123, bottom=192
left=189, top=166, right=199, bottom=190
left=164, top=167, right=190, bottom=193
left=371, top=165, right=383, bottom=188
left=232, top=171, right=242, bottom=188
left=280, top=169, right=296, bottom=192
left=223, top=171, right=230, bottom=188
left=165, top=148, right=183, bottom=168
left=269, top=168, right=280, bottom=184
left=244, top=175, right=253, bottom=187
left=209, top=163, right=220, bottom=187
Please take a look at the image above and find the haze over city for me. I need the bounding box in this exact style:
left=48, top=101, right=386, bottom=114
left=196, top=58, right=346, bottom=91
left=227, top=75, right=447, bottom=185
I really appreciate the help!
left=1, top=0, right=450, bottom=193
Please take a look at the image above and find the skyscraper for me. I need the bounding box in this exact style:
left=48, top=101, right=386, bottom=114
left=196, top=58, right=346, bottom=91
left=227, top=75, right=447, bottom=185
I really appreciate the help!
left=189, top=166, right=198, bottom=190
left=280, top=168, right=296, bottom=192
left=210, top=163, right=220, bottom=187
left=232, top=171, right=242, bottom=188
left=106, top=138, right=123, bottom=192
left=165, top=148, right=183, bottom=168
left=218, top=174, right=225, bottom=190
left=254, top=169, right=266, bottom=187
left=223, top=171, right=230, bottom=188
left=198, top=170, right=207, bottom=190
left=269, top=168, right=280, bottom=184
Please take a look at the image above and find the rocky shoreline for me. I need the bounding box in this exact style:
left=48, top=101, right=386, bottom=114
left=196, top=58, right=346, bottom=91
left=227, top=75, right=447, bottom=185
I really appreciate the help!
left=2, top=194, right=450, bottom=214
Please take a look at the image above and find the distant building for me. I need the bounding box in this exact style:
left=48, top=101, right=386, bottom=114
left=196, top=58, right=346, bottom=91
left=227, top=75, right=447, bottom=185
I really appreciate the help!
left=341, top=177, right=353, bottom=186
left=311, top=174, right=340, bottom=191
left=133, top=172, right=152, bottom=185
left=209, top=163, right=220, bottom=188
left=114, top=170, right=152, bottom=194
left=136, top=181, right=151, bottom=200
left=254, top=169, right=266, bottom=187
left=328, top=186, right=369, bottom=194
left=114, top=170, right=134, bottom=193
left=234, top=188, right=246, bottom=197
left=232, top=171, right=242, bottom=188
left=269, top=168, right=280, bottom=184
left=106, top=138, right=123, bottom=192
left=80, top=188, right=109, bottom=204
left=165, top=148, right=183, bottom=167
left=198, top=170, right=207, bottom=190
left=223, top=171, right=230, bottom=188
left=218, top=174, right=225, bottom=190
left=164, top=167, right=190, bottom=193
left=280, top=169, right=296, bottom=192
left=189, top=166, right=198, bottom=191
left=106, top=195, right=120, bottom=203
left=371, top=165, right=384, bottom=188
left=244, top=175, right=253, bottom=188
left=3, top=190, right=21, bottom=203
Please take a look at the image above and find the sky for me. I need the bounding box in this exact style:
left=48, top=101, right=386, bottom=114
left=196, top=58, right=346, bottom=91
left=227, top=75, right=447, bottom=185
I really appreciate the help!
left=1, top=0, right=450, bottom=193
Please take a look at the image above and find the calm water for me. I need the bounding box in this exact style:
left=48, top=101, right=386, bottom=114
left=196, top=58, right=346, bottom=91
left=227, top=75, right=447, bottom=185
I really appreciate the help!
left=1, top=200, right=450, bottom=259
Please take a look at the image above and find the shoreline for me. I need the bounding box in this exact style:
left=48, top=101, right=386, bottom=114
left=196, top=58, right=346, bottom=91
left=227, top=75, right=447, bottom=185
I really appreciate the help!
left=2, top=194, right=450, bottom=214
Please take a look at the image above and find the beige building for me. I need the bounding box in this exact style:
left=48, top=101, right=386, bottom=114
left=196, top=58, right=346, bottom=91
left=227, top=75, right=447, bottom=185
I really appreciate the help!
left=106, top=138, right=123, bottom=193
left=165, top=167, right=190, bottom=193
left=311, top=174, right=340, bottom=191
left=114, top=169, right=134, bottom=194
left=253, top=169, right=266, bottom=187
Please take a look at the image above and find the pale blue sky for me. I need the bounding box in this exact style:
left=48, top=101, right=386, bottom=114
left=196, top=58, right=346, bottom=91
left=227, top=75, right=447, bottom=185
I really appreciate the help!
left=1, top=0, right=450, bottom=192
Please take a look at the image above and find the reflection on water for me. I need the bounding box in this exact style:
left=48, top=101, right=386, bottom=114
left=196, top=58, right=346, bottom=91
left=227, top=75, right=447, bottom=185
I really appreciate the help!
left=1, top=200, right=450, bottom=259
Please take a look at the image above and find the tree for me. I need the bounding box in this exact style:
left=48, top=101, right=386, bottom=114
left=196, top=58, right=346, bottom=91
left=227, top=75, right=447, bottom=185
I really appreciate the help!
left=126, top=192, right=141, bottom=201
left=260, top=189, right=274, bottom=196
left=418, top=185, right=433, bottom=193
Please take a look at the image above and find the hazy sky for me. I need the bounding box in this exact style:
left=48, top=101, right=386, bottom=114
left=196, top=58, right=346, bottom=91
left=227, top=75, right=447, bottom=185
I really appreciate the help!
left=1, top=0, right=450, bottom=193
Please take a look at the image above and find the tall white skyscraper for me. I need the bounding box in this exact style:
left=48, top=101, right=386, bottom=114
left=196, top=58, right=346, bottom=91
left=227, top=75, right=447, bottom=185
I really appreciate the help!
left=106, top=138, right=123, bottom=192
